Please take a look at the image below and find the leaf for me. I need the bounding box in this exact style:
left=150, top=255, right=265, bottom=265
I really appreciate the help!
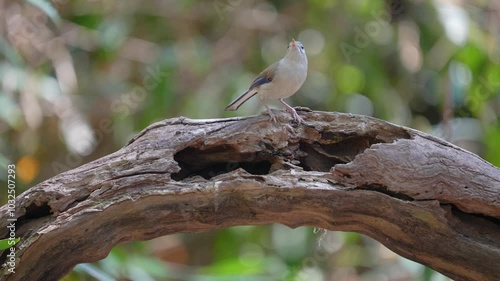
left=0, top=238, right=20, bottom=251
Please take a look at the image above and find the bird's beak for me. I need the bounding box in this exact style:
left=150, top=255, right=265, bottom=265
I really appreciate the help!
left=291, top=38, right=296, bottom=48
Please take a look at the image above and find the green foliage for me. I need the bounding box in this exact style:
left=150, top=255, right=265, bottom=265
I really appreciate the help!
left=0, top=238, right=20, bottom=251
left=1, top=0, right=498, bottom=280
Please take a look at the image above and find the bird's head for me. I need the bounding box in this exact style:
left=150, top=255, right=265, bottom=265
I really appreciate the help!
left=285, top=38, right=307, bottom=62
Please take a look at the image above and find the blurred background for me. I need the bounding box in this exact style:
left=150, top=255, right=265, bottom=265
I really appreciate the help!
left=1, top=0, right=499, bottom=280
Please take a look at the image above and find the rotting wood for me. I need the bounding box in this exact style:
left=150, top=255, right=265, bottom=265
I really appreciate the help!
left=1, top=109, right=499, bottom=281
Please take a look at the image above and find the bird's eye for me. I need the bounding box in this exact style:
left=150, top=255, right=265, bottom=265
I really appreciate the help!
left=300, top=45, right=304, bottom=50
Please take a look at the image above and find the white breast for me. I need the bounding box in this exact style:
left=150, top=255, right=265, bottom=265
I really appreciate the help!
left=259, top=58, right=307, bottom=100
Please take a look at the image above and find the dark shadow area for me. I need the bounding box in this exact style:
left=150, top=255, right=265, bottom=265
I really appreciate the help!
left=357, top=184, right=415, bottom=201
left=298, top=135, right=384, bottom=172
left=172, top=134, right=384, bottom=179
left=172, top=146, right=272, bottom=180
left=448, top=204, right=500, bottom=233
left=22, top=202, right=52, bottom=219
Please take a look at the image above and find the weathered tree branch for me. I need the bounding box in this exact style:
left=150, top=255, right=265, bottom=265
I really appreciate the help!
left=1, top=109, right=499, bottom=281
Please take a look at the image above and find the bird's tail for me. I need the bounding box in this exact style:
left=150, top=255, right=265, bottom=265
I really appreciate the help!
left=225, top=89, right=258, bottom=111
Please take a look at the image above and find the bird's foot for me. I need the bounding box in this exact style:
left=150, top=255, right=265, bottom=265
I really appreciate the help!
left=279, top=99, right=302, bottom=125
left=284, top=106, right=302, bottom=125
left=265, top=109, right=278, bottom=123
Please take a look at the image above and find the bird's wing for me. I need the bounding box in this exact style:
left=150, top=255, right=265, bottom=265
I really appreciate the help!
left=225, top=60, right=281, bottom=111
left=248, top=60, right=280, bottom=91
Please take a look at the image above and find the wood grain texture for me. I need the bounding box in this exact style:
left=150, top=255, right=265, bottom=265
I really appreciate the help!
left=1, top=109, right=499, bottom=281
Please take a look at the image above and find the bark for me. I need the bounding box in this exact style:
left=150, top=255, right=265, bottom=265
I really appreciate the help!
left=1, top=109, right=499, bottom=281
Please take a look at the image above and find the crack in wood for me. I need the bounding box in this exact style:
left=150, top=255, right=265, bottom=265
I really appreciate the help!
left=109, top=170, right=170, bottom=181
left=20, top=201, right=52, bottom=219
left=357, top=184, right=415, bottom=201
left=171, top=127, right=398, bottom=181
left=171, top=145, right=273, bottom=180
left=2, top=112, right=499, bottom=281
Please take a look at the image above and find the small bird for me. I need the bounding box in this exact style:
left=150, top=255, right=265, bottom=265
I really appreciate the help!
left=225, top=39, right=308, bottom=124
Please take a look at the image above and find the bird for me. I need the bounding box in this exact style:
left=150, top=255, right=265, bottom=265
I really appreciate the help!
left=225, top=39, right=308, bottom=124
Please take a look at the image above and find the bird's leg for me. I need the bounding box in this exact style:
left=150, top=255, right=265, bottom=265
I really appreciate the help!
left=264, top=103, right=277, bottom=122
left=279, top=99, right=301, bottom=125
left=261, top=97, right=277, bottom=122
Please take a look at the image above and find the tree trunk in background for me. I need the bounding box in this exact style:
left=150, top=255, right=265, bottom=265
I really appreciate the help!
left=1, top=109, right=499, bottom=281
